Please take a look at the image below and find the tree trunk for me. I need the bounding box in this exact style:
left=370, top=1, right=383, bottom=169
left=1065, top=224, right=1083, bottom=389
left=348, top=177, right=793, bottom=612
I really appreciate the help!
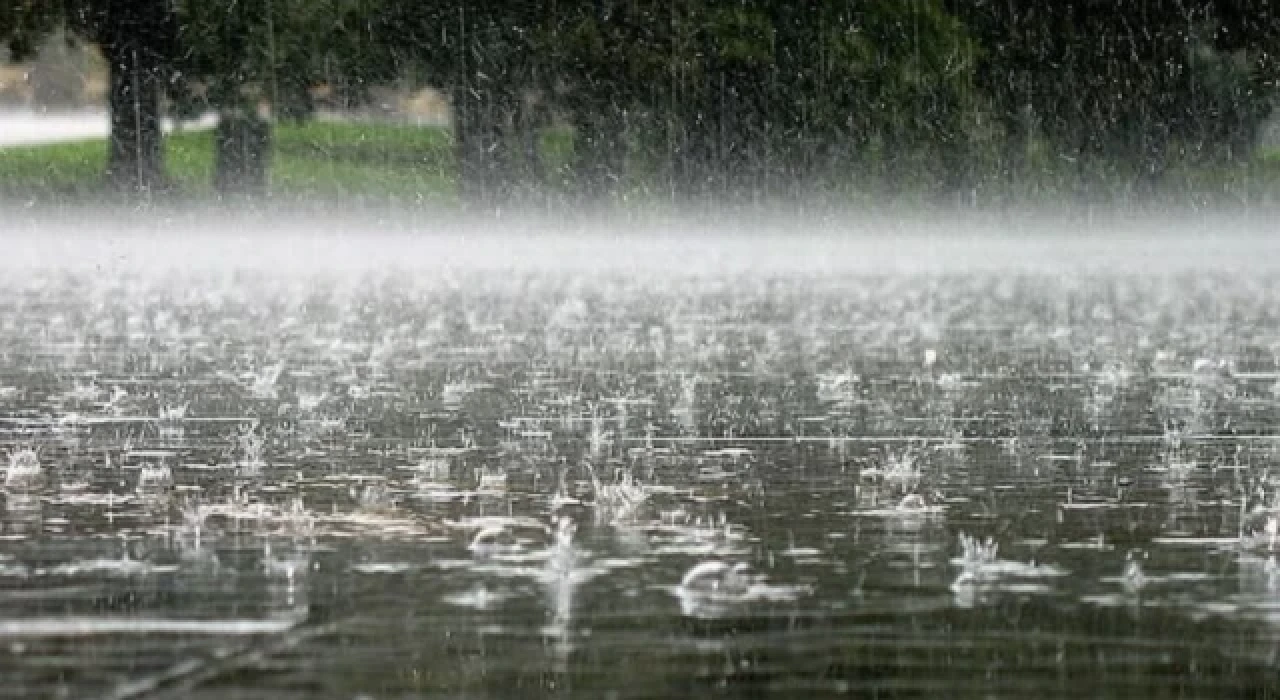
left=101, top=0, right=173, bottom=193
left=214, top=110, right=272, bottom=195
left=572, top=103, right=626, bottom=201
left=514, top=92, right=547, bottom=190
left=454, top=86, right=511, bottom=210
left=210, top=0, right=271, bottom=196
left=673, top=99, right=717, bottom=203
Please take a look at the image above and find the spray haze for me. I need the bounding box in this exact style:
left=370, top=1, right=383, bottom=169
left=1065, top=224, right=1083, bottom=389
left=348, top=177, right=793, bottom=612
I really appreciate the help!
left=2, top=203, right=1277, bottom=277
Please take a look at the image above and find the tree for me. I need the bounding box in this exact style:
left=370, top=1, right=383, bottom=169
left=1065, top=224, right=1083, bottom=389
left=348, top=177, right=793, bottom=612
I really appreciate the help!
left=92, top=0, right=177, bottom=192
left=174, top=0, right=283, bottom=194
left=954, top=0, right=1280, bottom=194
left=173, top=0, right=422, bottom=195
left=1, top=2, right=62, bottom=60
left=3, top=0, right=177, bottom=193
left=545, top=0, right=980, bottom=201
left=12, top=0, right=1279, bottom=205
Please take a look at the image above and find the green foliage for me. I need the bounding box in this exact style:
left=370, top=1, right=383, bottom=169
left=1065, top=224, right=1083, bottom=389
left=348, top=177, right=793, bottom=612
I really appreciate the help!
left=173, top=0, right=342, bottom=115
left=0, top=1, right=61, bottom=59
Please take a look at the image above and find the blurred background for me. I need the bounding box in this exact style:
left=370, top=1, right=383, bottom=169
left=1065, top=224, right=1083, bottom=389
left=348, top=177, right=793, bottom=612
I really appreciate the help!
left=1, top=1, right=1279, bottom=213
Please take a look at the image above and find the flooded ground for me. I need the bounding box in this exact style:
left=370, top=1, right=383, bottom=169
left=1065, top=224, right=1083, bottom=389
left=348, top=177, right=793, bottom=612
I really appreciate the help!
left=1, top=236, right=1280, bottom=697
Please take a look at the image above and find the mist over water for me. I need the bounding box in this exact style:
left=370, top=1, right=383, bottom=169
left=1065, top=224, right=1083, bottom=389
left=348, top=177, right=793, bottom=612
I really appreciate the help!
left=3, top=204, right=1278, bottom=276
left=1, top=207, right=1280, bottom=697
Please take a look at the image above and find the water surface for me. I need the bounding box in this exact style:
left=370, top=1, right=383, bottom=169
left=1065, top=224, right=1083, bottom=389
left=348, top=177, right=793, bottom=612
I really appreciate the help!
left=1, top=255, right=1278, bottom=698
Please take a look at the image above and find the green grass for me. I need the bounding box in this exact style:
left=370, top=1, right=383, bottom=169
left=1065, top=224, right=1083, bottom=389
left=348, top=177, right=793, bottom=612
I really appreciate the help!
left=0, top=138, right=110, bottom=194
left=0, top=120, right=459, bottom=206
left=2, top=118, right=1278, bottom=211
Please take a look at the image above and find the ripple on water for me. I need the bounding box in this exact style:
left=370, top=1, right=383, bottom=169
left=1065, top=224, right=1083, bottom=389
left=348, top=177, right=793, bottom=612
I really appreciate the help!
left=4, top=264, right=1280, bottom=695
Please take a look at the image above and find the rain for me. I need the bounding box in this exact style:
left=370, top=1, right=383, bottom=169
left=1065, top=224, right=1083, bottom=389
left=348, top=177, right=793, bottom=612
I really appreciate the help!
left=3, top=2, right=1280, bottom=698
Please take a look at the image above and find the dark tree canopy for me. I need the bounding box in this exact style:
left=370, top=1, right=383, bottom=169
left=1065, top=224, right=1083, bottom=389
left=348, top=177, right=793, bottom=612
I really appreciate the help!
left=371, top=0, right=1280, bottom=205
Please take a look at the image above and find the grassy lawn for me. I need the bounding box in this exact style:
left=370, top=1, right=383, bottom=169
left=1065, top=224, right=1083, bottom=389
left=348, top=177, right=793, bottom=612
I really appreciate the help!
left=1, top=117, right=1278, bottom=211
left=0, top=120, right=459, bottom=206
left=0, top=138, right=112, bottom=195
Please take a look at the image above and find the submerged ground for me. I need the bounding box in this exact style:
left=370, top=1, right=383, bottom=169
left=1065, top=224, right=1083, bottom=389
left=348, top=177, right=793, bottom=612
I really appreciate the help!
left=0, top=221, right=1278, bottom=698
